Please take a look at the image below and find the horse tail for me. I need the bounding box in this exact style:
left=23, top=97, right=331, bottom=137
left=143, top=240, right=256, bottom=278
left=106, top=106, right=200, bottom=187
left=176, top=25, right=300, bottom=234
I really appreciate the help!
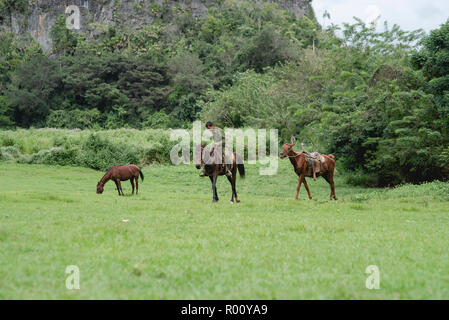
left=238, top=163, right=245, bottom=178
left=326, top=154, right=337, bottom=174
left=235, top=153, right=245, bottom=178
left=139, top=169, right=144, bottom=182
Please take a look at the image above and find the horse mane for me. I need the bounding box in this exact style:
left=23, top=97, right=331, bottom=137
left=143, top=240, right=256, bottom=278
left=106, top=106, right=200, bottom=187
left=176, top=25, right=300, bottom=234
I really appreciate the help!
left=288, top=149, right=303, bottom=172
left=99, top=167, right=113, bottom=184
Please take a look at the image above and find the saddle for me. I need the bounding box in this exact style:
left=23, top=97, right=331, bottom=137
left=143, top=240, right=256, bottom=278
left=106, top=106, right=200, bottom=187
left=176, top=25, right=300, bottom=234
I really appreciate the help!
left=210, top=143, right=235, bottom=164
left=204, top=143, right=234, bottom=176
left=303, top=151, right=325, bottom=180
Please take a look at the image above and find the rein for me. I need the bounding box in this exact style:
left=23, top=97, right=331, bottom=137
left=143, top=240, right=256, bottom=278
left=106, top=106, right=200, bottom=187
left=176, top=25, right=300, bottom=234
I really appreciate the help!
left=287, top=151, right=303, bottom=159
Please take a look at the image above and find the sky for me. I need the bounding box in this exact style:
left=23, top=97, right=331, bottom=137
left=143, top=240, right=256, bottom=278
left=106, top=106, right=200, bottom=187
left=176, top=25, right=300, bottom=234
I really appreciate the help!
left=313, top=0, right=449, bottom=33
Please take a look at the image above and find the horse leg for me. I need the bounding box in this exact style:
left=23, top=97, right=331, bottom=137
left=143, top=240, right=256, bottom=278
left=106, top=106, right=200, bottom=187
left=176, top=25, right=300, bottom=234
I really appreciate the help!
left=322, top=173, right=338, bottom=200
left=117, top=180, right=124, bottom=196
left=135, top=176, right=139, bottom=195
left=209, top=176, right=213, bottom=194
left=302, top=177, right=312, bottom=200
left=209, top=175, right=219, bottom=202
left=233, top=166, right=240, bottom=203
left=295, top=174, right=304, bottom=200
left=130, top=177, right=135, bottom=195
left=213, top=174, right=219, bottom=202
left=114, top=179, right=122, bottom=196
left=329, top=174, right=338, bottom=200
left=114, top=180, right=121, bottom=196
left=226, top=174, right=236, bottom=204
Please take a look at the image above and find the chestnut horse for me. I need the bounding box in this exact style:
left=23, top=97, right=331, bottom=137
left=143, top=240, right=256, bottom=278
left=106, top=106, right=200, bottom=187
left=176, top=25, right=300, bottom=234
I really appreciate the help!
left=96, top=164, right=144, bottom=196
left=195, top=144, right=245, bottom=203
left=280, top=138, right=337, bottom=200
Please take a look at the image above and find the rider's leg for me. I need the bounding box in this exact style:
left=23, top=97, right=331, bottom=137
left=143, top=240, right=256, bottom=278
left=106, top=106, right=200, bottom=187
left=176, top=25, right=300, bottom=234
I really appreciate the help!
left=224, top=153, right=232, bottom=177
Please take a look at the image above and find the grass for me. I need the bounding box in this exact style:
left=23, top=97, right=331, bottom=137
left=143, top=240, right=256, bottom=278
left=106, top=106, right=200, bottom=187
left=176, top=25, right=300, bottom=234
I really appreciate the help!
left=0, top=160, right=448, bottom=299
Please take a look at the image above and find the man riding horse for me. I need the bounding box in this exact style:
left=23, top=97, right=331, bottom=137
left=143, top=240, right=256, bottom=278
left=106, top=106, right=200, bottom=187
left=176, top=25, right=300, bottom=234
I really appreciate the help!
left=200, top=121, right=233, bottom=178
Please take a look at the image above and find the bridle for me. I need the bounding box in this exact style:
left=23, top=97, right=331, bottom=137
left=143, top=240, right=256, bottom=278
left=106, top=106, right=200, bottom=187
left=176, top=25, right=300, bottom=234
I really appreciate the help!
left=282, top=138, right=304, bottom=159
left=284, top=148, right=303, bottom=159
left=287, top=153, right=302, bottom=158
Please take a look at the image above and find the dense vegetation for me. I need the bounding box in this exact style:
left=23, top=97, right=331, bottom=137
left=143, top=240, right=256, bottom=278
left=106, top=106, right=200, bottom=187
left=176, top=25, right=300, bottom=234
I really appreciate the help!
left=0, top=0, right=319, bottom=129
left=200, top=18, right=449, bottom=187
left=0, top=128, right=177, bottom=170
left=0, top=1, right=448, bottom=186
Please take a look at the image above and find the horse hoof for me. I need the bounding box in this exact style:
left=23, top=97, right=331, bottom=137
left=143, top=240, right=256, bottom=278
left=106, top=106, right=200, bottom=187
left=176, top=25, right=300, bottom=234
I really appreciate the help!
left=230, top=201, right=234, bottom=205
left=236, top=199, right=240, bottom=203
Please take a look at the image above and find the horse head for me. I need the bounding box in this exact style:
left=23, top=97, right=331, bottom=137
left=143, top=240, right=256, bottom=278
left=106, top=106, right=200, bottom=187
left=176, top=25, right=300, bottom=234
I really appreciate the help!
left=96, top=182, right=104, bottom=194
left=194, top=144, right=204, bottom=169
left=280, top=136, right=296, bottom=158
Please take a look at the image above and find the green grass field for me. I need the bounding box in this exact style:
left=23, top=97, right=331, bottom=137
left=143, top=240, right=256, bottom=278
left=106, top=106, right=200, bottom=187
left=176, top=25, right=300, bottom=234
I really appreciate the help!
left=0, top=161, right=448, bottom=299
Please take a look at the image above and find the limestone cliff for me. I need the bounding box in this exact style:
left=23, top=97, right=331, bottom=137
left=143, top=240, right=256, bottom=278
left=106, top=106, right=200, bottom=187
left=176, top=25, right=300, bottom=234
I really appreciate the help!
left=1, top=0, right=313, bottom=51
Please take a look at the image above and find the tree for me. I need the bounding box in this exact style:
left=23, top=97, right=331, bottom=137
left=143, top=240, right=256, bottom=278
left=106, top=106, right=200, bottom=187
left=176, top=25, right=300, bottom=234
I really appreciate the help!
left=412, top=20, right=449, bottom=130
left=117, top=54, right=172, bottom=121
left=50, top=14, right=78, bottom=55
left=7, top=55, right=61, bottom=127
left=238, top=24, right=299, bottom=72
left=0, top=95, right=12, bottom=127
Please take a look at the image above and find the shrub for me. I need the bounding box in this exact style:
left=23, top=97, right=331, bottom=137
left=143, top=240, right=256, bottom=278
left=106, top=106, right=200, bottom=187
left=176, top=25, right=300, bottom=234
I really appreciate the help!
left=345, top=170, right=379, bottom=188
left=140, top=133, right=176, bottom=165
left=0, top=134, right=15, bottom=147
left=19, top=147, right=79, bottom=166
left=76, top=134, right=140, bottom=171
left=0, top=146, right=20, bottom=161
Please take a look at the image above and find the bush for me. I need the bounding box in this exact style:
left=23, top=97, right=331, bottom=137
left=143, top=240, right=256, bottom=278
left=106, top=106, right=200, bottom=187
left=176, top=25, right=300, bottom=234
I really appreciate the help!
left=140, top=131, right=177, bottom=165
left=19, top=147, right=79, bottom=166
left=0, top=134, right=15, bottom=147
left=0, top=146, right=20, bottom=161
left=76, top=134, right=140, bottom=171
left=345, top=170, right=379, bottom=188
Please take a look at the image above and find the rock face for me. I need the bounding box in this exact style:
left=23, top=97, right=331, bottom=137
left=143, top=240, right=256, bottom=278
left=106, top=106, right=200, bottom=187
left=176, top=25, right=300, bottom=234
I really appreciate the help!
left=1, top=0, right=313, bottom=52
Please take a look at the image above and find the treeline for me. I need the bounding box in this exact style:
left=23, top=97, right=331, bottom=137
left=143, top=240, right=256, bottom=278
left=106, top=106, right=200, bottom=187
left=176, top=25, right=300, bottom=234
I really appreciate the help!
left=0, top=1, right=448, bottom=186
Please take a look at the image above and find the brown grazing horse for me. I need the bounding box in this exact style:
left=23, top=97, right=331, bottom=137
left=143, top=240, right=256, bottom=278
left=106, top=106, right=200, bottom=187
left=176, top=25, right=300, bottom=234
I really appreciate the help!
left=280, top=137, right=337, bottom=201
left=195, top=144, right=245, bottom=203
left=96, top=164, right=144, bottom=196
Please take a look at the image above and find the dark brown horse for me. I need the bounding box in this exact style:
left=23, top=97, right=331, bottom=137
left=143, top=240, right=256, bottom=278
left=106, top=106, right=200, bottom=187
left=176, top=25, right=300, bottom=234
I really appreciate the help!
left=195, top=144, right=245, bottom=203
left=96, top=164, right=144, bottom=196
left=280, top=137, right=337, bottom=200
